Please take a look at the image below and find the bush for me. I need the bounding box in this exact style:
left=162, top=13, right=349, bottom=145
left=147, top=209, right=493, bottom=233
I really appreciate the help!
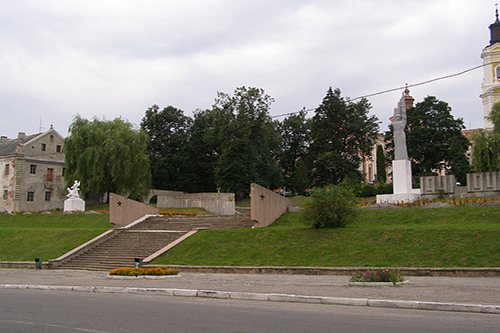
left=376, top=182, right=393, bottom=194
left=358, top=184, right=377, bottom=197
left=303, top=185, right=358, bottom=228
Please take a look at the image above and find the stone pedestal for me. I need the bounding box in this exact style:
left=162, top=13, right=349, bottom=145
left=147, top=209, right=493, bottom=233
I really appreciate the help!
left=376, top=192, right=421, bottom=204
left=393, top=159, right=412, bottom=194
left=64, top=198, right=85, bottom=212
left=376, top=159, right=421, bottom=204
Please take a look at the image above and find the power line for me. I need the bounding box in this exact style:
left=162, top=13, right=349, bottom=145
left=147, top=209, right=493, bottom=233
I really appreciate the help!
left=271, top=62, right=491, bottom=119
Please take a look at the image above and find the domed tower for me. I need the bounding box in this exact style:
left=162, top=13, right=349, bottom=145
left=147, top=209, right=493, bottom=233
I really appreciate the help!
left=481, top=7, right=500, bottom=129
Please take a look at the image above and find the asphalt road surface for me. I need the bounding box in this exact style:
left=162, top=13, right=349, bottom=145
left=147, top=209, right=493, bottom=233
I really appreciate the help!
left=1, top=289, right=499, bottom=332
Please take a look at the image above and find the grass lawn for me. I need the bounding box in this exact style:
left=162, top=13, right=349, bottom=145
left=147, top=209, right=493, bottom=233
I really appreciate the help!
left=0, top=214, right=111, bottom=261
left=152, top=205, right=500, bottom=267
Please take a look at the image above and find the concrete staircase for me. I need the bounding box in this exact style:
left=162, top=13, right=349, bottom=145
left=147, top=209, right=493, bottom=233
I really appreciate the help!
left=57, top=208, right=254, bottom=271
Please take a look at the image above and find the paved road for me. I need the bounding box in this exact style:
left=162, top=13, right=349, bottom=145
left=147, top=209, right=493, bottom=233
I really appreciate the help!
left=0, top=268, right=499, bottom=306
left=1, top=289, right=499, bottom=333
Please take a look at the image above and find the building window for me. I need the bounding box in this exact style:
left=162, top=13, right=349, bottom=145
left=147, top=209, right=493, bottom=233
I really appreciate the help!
left=41, top=143, right=46, bottom=151
left=496, top=66, right=500, bottom=80
left=4, top=164, right=9, bottom=175
left=45, top=191, right=52, bottom=202
left=27, top=191, right=34, bottom=202
left=3, top=190, right=8, bottom=200
left=46, top=168, right=54, bottom=181
left=30, top=164, right=37, bottom=174
left=50, top=135, right=54, bottom=143
left=62, top=167, right=66, bottom=177
left=56, top=145, right=62, bottom=153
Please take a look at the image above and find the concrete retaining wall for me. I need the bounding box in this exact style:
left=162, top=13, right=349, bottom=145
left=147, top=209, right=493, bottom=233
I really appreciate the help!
left=467, top=172, right=500, bottom=192
left=109, top=193, right=160, bottom=227
left=151, top=265, right=500, bottom=277
left=250, top=183, right=298, bottom=228
left=157, top=192, right=235, bottom=216
left=420, top=175, right=456, bottom=194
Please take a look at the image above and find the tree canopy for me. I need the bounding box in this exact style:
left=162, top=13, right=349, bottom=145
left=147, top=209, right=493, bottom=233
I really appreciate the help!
left=472, top=102, right=500, bottom=172
left=404, top=96, right=470, bottom=183
left=278, top=110, right=311, bottom=193
left=308, top=87, right=379, bottom=186
left=140, top=105, right=192, bottom=191
left=211, top=86, right=283, bottom=196
left=64, top=116, right=151, bottom=200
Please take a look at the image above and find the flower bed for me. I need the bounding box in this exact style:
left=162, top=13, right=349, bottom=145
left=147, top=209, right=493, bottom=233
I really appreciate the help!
left=109, top=266, right=179, bottom=276
left=357, top=196, right=500, bottom=208
left=349, top=269, right=405, bottom=285
left=160, top=211, right=197, bottom=216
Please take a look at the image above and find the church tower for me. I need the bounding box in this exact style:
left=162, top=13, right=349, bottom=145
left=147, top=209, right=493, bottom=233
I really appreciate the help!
left=481, top=7, right=500, bottom=129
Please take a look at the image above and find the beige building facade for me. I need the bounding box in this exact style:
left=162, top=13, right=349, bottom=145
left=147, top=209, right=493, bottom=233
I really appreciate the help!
left=0, top=126, right=66, bottom=212
left=481, top=9, right=500, bottom=129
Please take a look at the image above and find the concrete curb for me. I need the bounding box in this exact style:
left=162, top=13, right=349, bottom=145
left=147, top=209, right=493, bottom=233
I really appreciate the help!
left=2, top=263, right=500, bottom=277
left=1, top=284, right=499, bottom=314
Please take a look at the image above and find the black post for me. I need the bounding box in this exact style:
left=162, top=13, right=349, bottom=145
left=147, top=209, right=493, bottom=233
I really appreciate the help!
left=134, top=258, right=143, bottom=268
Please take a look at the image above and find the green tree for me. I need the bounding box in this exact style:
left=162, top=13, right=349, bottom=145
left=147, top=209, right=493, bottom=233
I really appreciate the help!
left=181, top=109, right=219, bottom=192
left=140, top=105, right=192, bottom=191
left=308, top=88, right=379, bottom=186
left=472, top=102, right=500, bottom=172
left=292, top=159, right=310, bottom=195
left=65, top=115, right=151, bottom=200
left=278, top=110, right=311, bottom=193
left=376, top=144, right=387, bottom=183
left=211, top=86, right=283, bottom=196
left=404, top=96, right=470, bottom=183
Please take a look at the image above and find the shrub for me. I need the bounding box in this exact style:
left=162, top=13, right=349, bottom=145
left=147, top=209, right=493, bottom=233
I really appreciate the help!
left=303, top=185, right=358, bottom=229
left=349, top=269, right=405, bottom=285
left=376, top=182, right=393, bottom=194
left=358, top=184, right=377, bottom=197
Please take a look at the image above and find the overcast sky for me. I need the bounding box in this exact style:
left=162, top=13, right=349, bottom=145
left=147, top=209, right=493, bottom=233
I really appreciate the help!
left=0, top=1, right=495, bottom=139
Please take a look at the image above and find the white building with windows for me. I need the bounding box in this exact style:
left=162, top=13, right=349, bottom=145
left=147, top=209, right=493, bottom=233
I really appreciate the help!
left=481, top=8, right=500, bottom=129
left=0, top=126, right=65, bottom=212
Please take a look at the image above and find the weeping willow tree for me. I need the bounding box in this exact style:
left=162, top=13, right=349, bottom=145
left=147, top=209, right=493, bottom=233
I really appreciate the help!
left=64, top=115, right=152, bottom=200
left=472, top=103, right=500, bottom=172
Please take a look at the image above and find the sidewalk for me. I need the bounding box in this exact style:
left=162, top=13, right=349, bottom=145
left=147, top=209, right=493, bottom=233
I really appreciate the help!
left=1, top=268, right=499, bottom=313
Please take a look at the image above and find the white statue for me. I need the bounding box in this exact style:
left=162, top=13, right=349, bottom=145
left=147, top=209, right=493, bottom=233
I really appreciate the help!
left=67, top=180, right=81, bottom=199
left=393, top=91, right=409, bottom=160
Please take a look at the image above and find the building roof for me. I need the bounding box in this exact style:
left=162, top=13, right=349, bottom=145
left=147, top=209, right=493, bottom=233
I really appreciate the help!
left=462, top=129, right=480, bottom=140
left=490, top=8, right=500, bottom=46
left=0, top=126, right=65, bottom=158
left=0, top=133, right=41, bottom=156
left=0, top=133, right=42, bottom=156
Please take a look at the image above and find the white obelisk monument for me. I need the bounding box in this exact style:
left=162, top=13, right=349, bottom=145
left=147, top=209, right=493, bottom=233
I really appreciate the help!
left=377, top=89, right=421, bottom=203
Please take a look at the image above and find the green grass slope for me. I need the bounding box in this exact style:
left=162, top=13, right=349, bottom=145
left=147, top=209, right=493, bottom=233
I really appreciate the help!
left=0, top=214, right=110, bottom=261
left=152, top=205, right=500, bottom=267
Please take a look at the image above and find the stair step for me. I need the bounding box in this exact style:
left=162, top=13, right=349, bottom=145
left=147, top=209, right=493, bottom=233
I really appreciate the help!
left=58, top=214, right=255, bottom=270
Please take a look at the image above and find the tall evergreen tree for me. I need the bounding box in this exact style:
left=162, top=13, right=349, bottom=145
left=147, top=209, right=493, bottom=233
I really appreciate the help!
left=308, top=88, right=379, bottom=186
left=140, top=105, right=192, bottom=191
left=181, top=109, right=219, bottom=192
left=65, top=115, right=151, bottom=199
left=211, top=86, right=282, bottom=196
left=376, top=144, right=387, bottom=183
left=405, top=96, right=470, bottom=183
left=278, top=110, right=311, bottom=193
